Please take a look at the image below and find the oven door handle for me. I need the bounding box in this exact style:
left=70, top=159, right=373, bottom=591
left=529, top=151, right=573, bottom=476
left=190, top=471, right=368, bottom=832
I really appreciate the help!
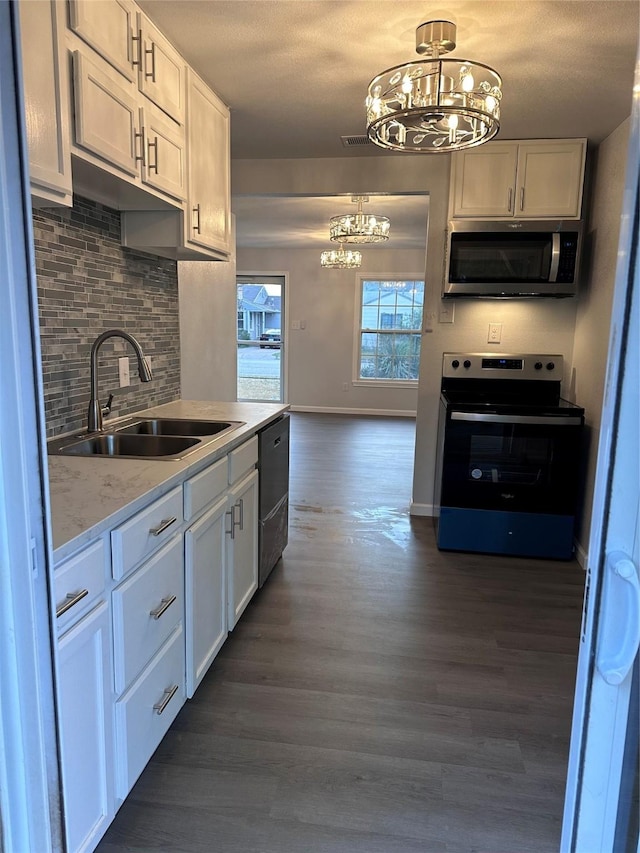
left=450, top=412, right=583, bottom=426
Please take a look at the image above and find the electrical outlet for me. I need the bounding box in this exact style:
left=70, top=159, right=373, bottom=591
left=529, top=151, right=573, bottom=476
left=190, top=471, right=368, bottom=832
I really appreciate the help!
left=118, top=356, right=130, bottom=387
left=291, top=320, right=300, bottom=330
left=342, top=382, right=349, bottom=392
left=488, top=322, right=502, bottom=343
left=439, top=302, right=455, bottom=324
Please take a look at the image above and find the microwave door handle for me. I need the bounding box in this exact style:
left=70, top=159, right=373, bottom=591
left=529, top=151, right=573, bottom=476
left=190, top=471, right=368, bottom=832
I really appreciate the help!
left=450, top=412, right=583, bottom=426
left=549, top=232, right=561, bottom=282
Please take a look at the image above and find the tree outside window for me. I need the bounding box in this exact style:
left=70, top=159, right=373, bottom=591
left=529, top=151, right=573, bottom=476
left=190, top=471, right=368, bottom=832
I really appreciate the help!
left=358, top=279, right=424, bottom=381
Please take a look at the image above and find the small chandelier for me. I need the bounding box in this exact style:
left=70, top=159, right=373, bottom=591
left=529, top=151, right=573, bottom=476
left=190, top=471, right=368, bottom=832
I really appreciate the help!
left=329, top=196, right=390, bottom=243
left=320, top=246, right=362, bottom=269
left=366, top=20, right=502, bottom=153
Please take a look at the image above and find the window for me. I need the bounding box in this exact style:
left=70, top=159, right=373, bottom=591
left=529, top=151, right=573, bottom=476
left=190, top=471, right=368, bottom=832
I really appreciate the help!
left=357, top=278, right=424, bottom=382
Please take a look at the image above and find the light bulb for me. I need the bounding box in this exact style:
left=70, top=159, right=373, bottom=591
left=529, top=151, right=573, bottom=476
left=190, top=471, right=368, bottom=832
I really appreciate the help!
left=448, top=114, right=459, bottom=129
left=462, top=72, right=474, bottom=92
left=485, top=95, right=496, bottom=113
left=402, top=75, right=413, bottom=94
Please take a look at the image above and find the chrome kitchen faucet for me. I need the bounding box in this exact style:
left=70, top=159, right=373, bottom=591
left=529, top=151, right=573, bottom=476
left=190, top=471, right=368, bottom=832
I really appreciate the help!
left=87, top=329, right=153, bottom=432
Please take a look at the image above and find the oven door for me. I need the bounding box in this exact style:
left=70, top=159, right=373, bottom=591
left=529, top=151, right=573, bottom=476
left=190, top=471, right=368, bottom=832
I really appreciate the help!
left=440, top=409, right=584, bottom=514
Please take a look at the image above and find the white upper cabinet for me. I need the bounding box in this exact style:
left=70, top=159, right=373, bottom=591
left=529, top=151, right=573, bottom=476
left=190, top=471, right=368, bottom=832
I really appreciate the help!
left=18, top=0, right=72, bottom=207
left=68, top=0, right=137, bottom=82
left=450, top=139, right=587, bottom=220
left=69, top=0, right=185, bottom=123
left=137, top=13, right=185, bottom=124
left=186, top=68, right=231, bottom=256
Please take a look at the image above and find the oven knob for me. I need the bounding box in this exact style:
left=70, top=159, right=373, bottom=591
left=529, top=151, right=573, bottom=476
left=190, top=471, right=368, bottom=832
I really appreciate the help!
left=451, top=359, right=459, bottom=369
left=463, top=360, right=471, bottom=369
left=546, top=361, right=555, bottom=371
left=535, top=362, right=543, bottom=370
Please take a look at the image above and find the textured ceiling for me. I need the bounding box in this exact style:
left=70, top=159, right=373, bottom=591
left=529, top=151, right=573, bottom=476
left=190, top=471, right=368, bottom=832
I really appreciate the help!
left=138, top=0, right=639, bottom=159
left=137, top=0, right=639, bottom=248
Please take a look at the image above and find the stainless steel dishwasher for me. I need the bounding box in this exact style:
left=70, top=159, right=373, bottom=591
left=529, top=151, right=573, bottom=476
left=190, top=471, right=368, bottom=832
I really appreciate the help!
left=257, top=414, right=289, bottom=587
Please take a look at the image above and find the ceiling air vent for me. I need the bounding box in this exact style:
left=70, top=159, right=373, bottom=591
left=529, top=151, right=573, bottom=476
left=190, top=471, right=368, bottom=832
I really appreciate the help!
left=341, top=135, right=372, bottom=148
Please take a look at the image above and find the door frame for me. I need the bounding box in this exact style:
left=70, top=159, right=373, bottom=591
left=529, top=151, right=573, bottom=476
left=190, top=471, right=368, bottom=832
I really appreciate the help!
left=0, top=4, right=61, bottom=850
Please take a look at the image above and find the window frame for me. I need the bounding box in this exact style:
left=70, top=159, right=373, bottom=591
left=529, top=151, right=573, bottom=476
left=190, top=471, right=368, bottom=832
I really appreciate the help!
left=352, top=274, right=425, bottom=388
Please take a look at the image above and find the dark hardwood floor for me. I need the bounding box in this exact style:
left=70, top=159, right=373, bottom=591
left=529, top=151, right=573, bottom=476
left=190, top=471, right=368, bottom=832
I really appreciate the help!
left=98, top=413, right=585, bottom=853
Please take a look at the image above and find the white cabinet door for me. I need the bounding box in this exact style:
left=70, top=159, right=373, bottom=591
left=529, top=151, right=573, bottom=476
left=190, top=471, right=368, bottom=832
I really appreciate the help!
left=18, top=0, right=72, bottom=207
left=138, top=13, right=185, bottom=124
left=57, top=601, right=115, bottom=853
left=227, top=468, right=259, bottom=629
left=186, top=70, right=231, bottom=257
left=72, top=50, right=139, bottom=177
left=516, top=141, right=586, bottom=219
left=185, top=494, right=228, bottom=697
left=450, top=143, right=517, bottom=218
left=68, top=0, right=137, bottom=81
left=139, top=104, right=186, bottom=201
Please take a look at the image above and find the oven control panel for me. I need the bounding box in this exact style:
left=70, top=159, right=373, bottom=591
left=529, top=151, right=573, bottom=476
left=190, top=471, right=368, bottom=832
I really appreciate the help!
left=443, top=353, right=563, bottom=380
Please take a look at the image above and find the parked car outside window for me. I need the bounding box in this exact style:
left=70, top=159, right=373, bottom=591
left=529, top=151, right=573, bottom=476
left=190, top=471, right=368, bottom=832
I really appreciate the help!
left=259, top=329, right=281, bottom=349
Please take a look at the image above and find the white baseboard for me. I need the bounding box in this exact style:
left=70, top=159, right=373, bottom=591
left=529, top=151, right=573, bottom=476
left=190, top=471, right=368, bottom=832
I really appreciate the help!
left=410, top=502, right=435, bottom=517
left=574, top=539, right=588, bottom=569
left=289, top=405, right=416, bottom=418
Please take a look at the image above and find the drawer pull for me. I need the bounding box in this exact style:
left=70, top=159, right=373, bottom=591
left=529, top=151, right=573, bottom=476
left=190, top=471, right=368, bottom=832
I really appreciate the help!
left=193, top=204, right=201, bottom=234
left=149, top=516, right=177, bottom=537
left=56, top=588, right=89, bottom=618
left=153, top=684, right=179, bottom=715
left=236, top=498, right=244, bottom=532
left=149, top=594, right=177, bottom=620
left=148, top=137, right=159, bottom=174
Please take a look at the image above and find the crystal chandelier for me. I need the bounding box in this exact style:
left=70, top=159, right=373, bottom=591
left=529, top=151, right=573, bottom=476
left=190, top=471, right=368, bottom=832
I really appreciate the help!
left=329, top=196, right=390, bottom=243
left=320, top=246, right=362, bottom=269
left=366, top=20, right=502, bottom=153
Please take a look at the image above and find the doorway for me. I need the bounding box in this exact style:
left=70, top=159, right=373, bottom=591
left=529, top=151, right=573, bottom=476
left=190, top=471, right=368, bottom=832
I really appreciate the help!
left=236, top=274, right=285, bottom=402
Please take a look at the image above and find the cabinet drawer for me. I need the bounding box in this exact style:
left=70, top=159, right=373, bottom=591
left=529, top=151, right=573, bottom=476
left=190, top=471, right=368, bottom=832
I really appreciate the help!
left=112, top=534, right=183, bottom=692
left=184, top=456, right=227, bottom=521
left=111, top=486, right=183, bottom=580
left=54, top=539, right=106, bottom=632
left=228, top=435, right=258, bottom=485
left=115, top=623, right=185, bottom=799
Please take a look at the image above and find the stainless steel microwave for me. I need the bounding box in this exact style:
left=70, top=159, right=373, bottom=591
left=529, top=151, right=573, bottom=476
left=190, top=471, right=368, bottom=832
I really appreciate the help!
left=443, top=220, right=583, bottom=298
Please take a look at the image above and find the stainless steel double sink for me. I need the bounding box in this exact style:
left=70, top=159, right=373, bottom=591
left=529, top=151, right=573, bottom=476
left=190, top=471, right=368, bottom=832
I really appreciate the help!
left=48, top=417, right=245, bottom=460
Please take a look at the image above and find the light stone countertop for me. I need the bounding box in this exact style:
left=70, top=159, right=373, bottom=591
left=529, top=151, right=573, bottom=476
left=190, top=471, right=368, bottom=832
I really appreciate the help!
left=47, top=400, right=288, bottom=562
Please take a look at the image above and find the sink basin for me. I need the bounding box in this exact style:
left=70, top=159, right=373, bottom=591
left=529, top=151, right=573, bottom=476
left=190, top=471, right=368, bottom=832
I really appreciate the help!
left=50, top=432, right=201, bottom=459
left=114, top=418, right=243, bottom=437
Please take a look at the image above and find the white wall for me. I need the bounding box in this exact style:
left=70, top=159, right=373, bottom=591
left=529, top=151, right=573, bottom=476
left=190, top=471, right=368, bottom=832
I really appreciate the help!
left=237, top=246, right=426, bottom=413
left=571, top=118, right=631, bottom=554
left=178, top=219, right=237, bottom=401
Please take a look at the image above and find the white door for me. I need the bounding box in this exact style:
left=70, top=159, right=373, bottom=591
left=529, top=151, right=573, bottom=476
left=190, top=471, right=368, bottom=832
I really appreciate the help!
left=561, top=72, right=640, bottom=851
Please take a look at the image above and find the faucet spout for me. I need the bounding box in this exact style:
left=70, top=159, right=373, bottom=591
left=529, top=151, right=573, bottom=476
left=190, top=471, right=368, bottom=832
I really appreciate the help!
left=87, top=329, right=153, bottom=433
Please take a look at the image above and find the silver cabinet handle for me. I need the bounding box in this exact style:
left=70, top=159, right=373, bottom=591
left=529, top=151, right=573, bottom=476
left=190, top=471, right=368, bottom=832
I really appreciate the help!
left=153, top=684, right=178, bottom=715
left=149, top=516, right=177, bottom=537
left=131, top=28, right=142, bottom=68
left=519, top=186, right=525, bottom=211
left=134, top=127, right=146, bottom=165
left=148, top=136, right=159, bottom=174
left=236, top=498, right=244, bottom=532
left=144, top=41, right=156, bottom=81
left=225, top=508, right=235, bottom=539
left=56, top=588, right=89, bottom=618
left=193, top=204, right=201, bottom=234
left=149, top=594, right=177, bottom=620
left=507, top=187, right=513, bottom=212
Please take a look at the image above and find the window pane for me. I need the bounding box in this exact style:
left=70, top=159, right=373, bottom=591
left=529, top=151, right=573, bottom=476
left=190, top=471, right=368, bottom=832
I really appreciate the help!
left=358, top=280, right=424, bottom=381
left=359, top=332, right=421, bottom=380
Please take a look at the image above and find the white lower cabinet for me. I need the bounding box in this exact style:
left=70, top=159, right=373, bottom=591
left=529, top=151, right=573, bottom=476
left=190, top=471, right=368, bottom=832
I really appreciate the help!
left=57, top=600, right=115, bottom=853
left=227, top=468, right=259, bottom=630
left=185, top=494, right=228, bottom=696
left=54, top=428, right=266, bottom=850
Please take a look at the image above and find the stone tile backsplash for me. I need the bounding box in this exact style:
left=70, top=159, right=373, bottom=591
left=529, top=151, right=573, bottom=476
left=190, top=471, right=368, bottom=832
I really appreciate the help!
left=33, top=195, right=181, bottom=437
